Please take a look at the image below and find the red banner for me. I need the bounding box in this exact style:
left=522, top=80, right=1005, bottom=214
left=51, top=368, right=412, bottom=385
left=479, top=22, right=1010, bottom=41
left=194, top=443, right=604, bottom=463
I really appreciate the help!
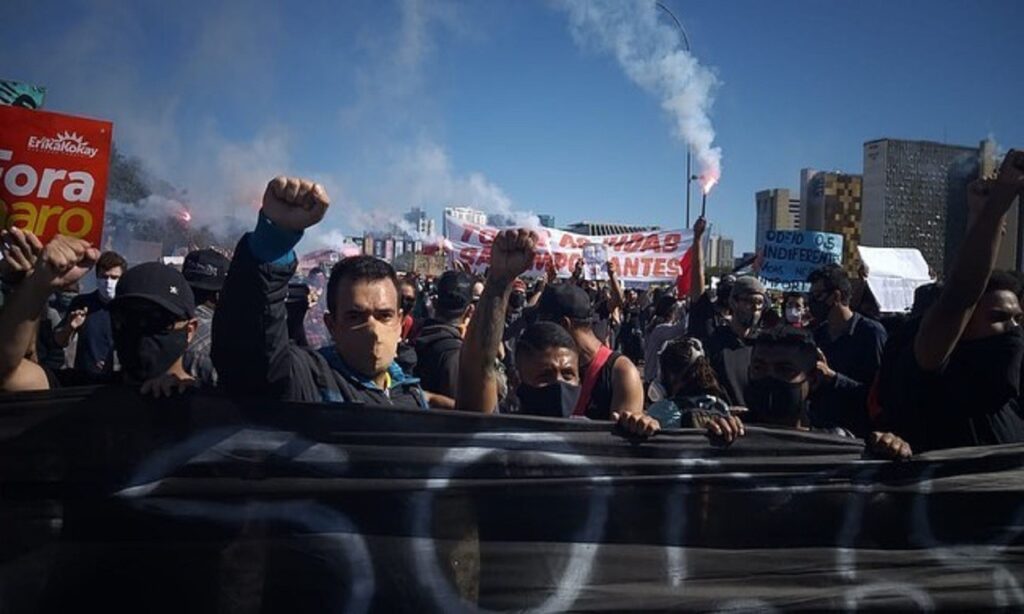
left=0, top=105, right=112, bottom=246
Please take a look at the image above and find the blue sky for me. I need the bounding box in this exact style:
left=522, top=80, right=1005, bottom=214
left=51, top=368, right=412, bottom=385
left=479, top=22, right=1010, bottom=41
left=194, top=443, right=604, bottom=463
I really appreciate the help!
left=2, top=0, right=1022, bottom=253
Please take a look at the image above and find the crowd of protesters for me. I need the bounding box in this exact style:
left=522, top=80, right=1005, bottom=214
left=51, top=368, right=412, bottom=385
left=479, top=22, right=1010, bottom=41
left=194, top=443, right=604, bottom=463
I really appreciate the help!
left=2, top=151, right=1023, bottom=461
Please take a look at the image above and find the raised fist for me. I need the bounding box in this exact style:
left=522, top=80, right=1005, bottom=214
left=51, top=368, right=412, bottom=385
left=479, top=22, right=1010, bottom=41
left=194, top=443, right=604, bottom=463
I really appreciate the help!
left=33, top=235, right=100, bottom=288
left=488, top=229, right=537, bottom=285
left=0, top=228, right=44, bottom=282
left=694, top=216, right=707, bottom=239
left=262, top=176, right=330, bottom=232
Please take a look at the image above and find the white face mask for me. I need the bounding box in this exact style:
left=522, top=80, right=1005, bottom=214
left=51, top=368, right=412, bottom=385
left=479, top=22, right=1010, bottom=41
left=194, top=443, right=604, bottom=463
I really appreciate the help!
left=98, top=277, right=118, bottom=301
left=784, top=306, right=803, bottom=324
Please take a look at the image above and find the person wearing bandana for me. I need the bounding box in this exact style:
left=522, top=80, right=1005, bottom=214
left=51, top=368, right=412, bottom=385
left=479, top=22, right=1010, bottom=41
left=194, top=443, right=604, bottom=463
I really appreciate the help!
left=0, top=232, right=199, bottom=395
left=894, top=151, right=1024, bottom=451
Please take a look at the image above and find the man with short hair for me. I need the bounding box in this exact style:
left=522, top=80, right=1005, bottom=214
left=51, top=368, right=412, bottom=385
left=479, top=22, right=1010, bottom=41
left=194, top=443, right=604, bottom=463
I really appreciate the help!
left=807, top=263, right=888, bottom=435
left=212, top=176, right=428, bottom=408
left=181, top=248, right=230, bottom=386
left=704, top=275, right=766, bottom=406
left=534, top=281, right=644, bottom=420
left=747, top=326, right=911, bottom=460
left=413, top=270, right=475, bottom=401
left=53, top=250, right=126, bottom=379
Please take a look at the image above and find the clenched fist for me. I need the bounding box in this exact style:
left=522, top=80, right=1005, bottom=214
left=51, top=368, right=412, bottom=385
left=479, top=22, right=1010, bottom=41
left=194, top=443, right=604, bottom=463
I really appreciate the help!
left=488, top=229, right=538, bottom=285
left=0, top=228, right=44, bottom=282
left=262, top=176, right=330, bottom=232
left=33, top=235, right=100, bottom=288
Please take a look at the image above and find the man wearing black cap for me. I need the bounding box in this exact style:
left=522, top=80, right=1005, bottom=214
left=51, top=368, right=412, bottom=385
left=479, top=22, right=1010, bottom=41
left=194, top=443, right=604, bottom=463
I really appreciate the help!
left=0, top=234, right=198, bottom=393
left=413, top=270, right=475, bottom=401
left=181, top=248, right=230, bottom=386
left=534, top=280, right=644, bottom=420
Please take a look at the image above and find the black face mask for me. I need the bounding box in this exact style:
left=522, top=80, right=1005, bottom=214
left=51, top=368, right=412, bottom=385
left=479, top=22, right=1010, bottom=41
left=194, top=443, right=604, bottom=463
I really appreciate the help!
left=745, top=376, right=807, bottom=425
left=115, top=327, right=189, bottom=382
left=516, top=381, right=581, bottom=418
left=401, top=297, right=416, bottom=316
left=808, top=297, right=830, bottom=323
left=947, top=328, right=1024, bottom=412
left=509, top=292, right=526, bottom=310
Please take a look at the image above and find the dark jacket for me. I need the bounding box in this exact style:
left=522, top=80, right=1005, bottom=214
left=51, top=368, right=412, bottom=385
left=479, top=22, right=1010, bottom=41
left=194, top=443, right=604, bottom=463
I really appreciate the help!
left=212, top=230, right=427, bottom=409
left=412, top=320, right=462, bottom=398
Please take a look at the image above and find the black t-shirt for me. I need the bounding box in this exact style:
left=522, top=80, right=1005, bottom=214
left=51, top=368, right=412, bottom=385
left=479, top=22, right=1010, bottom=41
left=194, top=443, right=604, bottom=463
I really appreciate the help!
left=894, top=332, right=1024, bottom=451
left=705, top=325, right=753, bottom=407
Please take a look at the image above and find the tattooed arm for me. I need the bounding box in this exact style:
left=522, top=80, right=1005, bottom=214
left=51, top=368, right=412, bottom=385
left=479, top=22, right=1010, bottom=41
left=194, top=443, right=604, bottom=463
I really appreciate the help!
left=456, top=229, right=538, bottom=413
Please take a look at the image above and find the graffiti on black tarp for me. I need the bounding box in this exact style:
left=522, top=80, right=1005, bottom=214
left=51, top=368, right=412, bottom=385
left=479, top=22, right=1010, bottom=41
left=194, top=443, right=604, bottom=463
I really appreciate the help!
left=1, top=388, right=1023, bottom=612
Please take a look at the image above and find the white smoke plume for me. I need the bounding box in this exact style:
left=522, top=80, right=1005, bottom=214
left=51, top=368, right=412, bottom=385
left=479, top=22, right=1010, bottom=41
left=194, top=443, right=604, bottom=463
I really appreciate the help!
left=556, top=0, right=723, bottom=192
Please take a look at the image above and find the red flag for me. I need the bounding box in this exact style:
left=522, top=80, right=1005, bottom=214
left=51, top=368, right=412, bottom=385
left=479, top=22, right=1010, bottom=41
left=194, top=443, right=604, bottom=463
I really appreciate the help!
left=675, top=243, right=695, bottom=297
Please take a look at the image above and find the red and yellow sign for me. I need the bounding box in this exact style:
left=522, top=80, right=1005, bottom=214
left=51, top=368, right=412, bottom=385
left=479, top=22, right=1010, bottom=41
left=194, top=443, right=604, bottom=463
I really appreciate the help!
left=0, top=105, right=112, bottom=246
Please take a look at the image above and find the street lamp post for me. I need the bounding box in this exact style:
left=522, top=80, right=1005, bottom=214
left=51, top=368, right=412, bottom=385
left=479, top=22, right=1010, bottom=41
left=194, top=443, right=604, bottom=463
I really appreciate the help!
left=656, top=3, right=695, bottom=226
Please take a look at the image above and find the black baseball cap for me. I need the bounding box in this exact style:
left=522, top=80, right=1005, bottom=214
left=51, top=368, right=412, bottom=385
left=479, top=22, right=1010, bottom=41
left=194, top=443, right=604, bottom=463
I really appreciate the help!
left=537, top=284, right=593, bottom=323
left=435, top=271, right=475, bottom=312
left=111, top=262, right=196, bottom=319
left=182, top=249, right=230, bottom=291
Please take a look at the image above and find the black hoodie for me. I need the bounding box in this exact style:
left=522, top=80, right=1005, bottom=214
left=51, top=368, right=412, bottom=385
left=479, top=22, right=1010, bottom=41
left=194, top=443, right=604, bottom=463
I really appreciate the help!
left=413, top=320, right=463, bottom=398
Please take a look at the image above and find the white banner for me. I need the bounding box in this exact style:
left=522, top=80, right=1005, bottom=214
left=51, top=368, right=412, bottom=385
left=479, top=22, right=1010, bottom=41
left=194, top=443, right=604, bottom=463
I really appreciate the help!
left=444, top=216, right=693, bottom=283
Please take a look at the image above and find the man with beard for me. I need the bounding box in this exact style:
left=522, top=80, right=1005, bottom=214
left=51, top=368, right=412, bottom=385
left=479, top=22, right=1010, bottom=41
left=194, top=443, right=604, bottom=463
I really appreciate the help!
left=212, top=176, right=428, bottom=408
left=704, top=275, right=766, bottom=406
left=896, top=150, right=1024, bottom=450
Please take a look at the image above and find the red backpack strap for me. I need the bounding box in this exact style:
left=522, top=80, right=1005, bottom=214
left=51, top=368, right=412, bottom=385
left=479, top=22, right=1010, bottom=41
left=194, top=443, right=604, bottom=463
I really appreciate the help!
left=573, top=345, right=614, bottom=417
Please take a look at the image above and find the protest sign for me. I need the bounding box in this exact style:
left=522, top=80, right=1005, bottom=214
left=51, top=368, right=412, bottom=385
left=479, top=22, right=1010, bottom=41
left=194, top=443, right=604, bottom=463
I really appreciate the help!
left=582, top=242, right=609, bottom=280
left=0, top=79, right=46, bottom=109
left=444, top=215, right=692, bottom=283
left=0, top=105, right=112, bottom=246
left=857, top=246, right=933, bottom=313
left=759, top=230, right=843, bottom=292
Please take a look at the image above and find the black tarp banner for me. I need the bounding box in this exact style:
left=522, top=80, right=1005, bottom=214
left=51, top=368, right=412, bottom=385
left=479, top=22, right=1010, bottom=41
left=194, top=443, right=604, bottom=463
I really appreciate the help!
left=2, top=386, right=1023, bottom=612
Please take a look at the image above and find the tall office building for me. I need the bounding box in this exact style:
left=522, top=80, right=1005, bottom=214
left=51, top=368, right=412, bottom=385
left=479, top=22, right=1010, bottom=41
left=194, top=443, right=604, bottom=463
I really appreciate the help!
left=862, top=138, right=997, bottom=276
left=704, top=234, right=735, bottom=270
left=755, top=189, right=801, bottom=251
left=444, top=206, right=488, bottom=226
left=803, top=171, right=863, bottom=275
left=403, top=207, right=436, bottom=237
